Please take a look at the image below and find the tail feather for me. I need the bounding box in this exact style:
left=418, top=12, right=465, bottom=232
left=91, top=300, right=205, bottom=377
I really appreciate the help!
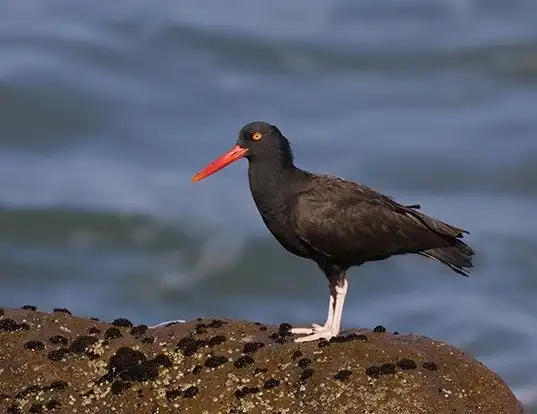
left=397, top=201, right=475, bottom=275
left=412, top=211, right=469, bottom=238
left=418, top=239, right=474, bottom=277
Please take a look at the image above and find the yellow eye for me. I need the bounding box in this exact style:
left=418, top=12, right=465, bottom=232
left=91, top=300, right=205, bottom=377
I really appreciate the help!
left=251, top=132, right=263, bottom=141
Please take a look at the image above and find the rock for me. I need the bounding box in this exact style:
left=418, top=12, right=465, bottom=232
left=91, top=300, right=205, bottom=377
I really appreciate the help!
left=0, top=307, right=525, bottom=414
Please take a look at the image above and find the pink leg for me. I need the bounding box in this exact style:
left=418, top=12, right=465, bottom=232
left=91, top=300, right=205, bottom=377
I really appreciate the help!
left=291, top=272, right=348, bottom=342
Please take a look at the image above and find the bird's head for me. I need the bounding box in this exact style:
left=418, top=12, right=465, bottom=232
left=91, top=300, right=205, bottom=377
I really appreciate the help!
left=192, top=121, right=293, bottom=182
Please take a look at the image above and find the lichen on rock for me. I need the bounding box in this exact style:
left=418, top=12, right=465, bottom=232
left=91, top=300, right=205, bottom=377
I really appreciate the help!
left=0, top=307, right=526, bottom=413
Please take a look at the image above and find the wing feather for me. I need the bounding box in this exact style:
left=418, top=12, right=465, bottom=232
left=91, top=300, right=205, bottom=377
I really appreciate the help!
left=289, top=175, right=469, bottom=266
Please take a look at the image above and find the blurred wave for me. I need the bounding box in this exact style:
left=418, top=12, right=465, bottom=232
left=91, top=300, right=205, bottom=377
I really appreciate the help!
left=0, top=0, right=536, bottom=410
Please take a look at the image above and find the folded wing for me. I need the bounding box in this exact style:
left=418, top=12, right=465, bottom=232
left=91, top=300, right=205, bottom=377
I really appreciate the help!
left=289, top=175, right=474, bottom=275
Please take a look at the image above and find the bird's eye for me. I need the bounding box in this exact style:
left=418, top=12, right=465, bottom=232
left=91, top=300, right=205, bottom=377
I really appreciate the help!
left=251, top=132, right=263, bottom=141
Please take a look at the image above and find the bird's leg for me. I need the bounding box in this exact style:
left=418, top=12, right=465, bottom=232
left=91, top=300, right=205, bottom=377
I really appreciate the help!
left=329, top=272, right=348, bottom=336
left=291, top=270, right=348, bottom=342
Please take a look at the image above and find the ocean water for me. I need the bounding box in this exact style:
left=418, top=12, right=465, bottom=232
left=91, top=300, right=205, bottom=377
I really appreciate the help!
left=0, top=0, right=536, bottom=410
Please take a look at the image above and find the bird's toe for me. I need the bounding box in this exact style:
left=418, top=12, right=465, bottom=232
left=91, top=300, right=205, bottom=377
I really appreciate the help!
left=291, top=322, right=334, bottom=342
left=293, top=330, right=334, bottom=343
left=291, top=323, right=331, bottom=336
left=290, top=327, right=316, bottom=335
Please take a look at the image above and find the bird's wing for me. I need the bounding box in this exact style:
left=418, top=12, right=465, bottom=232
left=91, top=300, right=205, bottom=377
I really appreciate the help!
left=289, top=176, right=468, bottom=263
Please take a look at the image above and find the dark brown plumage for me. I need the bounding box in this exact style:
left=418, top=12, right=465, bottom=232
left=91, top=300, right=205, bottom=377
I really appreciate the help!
left=192, top=121, right=474, bottom=342
left=289, top=176, right=473, bottom=275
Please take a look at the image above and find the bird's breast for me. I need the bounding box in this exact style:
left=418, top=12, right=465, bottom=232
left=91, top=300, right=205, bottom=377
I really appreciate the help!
left=251, top=194, right=310, bottom=259
left=247, top=166, right=311, bottom=258
left=260, top=213, right=310, bottom=259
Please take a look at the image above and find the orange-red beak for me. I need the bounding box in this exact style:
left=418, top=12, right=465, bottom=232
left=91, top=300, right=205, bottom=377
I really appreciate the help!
left=192, top=144, right=249, bottom=182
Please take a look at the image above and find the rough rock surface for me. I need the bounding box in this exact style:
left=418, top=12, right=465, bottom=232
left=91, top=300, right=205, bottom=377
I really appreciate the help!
left=0, top=306, right=525, bottom=414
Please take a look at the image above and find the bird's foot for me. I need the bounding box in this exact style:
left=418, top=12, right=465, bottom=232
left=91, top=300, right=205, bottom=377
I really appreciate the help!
left=290, top=322, right=328, bottom=335
left=291, top=323, right=335, bottom=343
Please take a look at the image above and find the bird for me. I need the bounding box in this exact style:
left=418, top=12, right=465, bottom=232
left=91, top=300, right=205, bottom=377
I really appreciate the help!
left=192, top=121, right=474, bottom=343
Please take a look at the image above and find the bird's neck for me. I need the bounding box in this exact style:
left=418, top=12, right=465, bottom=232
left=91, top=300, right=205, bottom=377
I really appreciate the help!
left=247, top=156, right=298, bottom=210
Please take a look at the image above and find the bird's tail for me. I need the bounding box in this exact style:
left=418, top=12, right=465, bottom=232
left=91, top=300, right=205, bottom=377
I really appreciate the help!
left=400, top=204, right=475, bottom=276
left=418, top=239, right=474, bottom=277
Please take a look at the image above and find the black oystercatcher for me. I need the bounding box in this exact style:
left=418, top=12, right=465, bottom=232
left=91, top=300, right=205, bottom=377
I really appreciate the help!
left=192, top=121, right=474, bottom=342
